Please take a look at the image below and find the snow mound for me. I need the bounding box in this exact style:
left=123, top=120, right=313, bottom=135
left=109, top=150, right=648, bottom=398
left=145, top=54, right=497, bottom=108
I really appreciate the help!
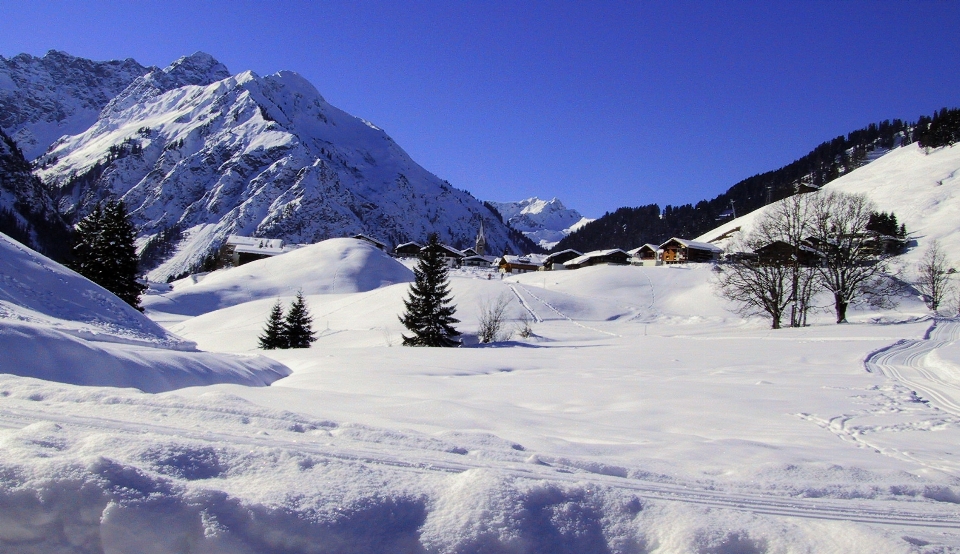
left=0, top=233, right=290, bottom=391
left=143, top=238, right=413, bottom=317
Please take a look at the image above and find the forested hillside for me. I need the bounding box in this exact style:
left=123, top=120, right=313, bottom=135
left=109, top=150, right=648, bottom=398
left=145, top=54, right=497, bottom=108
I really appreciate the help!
left=555, top=110, right=960, bottom=252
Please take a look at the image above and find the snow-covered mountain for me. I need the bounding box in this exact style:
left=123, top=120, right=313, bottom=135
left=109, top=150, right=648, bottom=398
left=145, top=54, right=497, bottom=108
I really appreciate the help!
left=487, top=197, right=592, bottom=249
left=32, top=52, right=527, bottom=279
left=0, top=50, right=149, bottom=160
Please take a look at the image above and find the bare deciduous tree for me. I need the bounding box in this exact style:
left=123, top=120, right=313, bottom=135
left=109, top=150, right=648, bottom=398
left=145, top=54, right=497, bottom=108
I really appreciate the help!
left=715, top=236, right=794, bottom=329
left=478, top=293, right=513, bottom=343
left=809, top=191, right=895, bottom=323
left=915, top=239, right=954, bottom=313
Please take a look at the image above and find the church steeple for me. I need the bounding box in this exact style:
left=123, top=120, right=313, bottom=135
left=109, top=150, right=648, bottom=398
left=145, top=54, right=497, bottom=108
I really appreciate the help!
left=475, top=219, right=486, bottom=255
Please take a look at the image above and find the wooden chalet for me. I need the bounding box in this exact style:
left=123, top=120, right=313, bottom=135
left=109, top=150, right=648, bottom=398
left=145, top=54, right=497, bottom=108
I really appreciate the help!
left=462, top=254, right=496, bottom=267
left=659, top=238, right=723, bottom=264
left=496, top=254, right=545, bottom=273
left=627, top=244, right=660, bottom=266
left=394, top=242, right=423, bottom=257
left=564, top=249, right=631, bottom=269
left=219, top=236, right=292, bottom=267
left=754, top=240, right=822, bottom=266
left=541, top=249, right=582, bottom=270
left=352, top=234, right=387, bottom=250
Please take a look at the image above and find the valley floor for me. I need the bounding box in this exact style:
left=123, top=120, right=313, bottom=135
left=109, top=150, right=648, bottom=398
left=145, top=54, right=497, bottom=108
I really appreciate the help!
left=4, top=262, right=960, bottom=553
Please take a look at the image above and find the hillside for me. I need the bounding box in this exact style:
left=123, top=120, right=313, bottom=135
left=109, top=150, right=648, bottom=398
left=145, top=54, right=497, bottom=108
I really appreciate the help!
left=555, top=118, right=915, bottom=252
left=0, top=231, right=289, bottom=391
left=698, top=142, right=960, bottom=277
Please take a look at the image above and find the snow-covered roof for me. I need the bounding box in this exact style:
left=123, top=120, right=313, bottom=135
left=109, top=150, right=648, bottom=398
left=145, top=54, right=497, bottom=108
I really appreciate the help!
left=660, top=238, right=724, bottom=252
left=565, top=249, right=629, bottom=267
left=627, top=244, right=660, bottom=255
left=226, top=235, right=288, bottom=255
left=395, top=241, right=422, bottom=249
left=498, top=254, right=547, bottom=266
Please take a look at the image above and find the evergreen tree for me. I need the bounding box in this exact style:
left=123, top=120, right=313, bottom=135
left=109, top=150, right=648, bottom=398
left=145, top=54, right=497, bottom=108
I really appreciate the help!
left=71, top=200, right=146, bottom=310
left=399, top=233, right=461, bottom=347
left=258, top=300, right=288, bottom=349
left=284, top=291, right=316, bottom=348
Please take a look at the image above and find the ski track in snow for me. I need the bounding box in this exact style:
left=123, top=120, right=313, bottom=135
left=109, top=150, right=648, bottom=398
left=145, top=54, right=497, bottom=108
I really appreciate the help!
left=866, top=318, right=960, bottom=416
left=1, top=399, right=959, bottom=530
left=508, top=285, right=543, bottom=323
left=512, top=283, right=621, bottom=337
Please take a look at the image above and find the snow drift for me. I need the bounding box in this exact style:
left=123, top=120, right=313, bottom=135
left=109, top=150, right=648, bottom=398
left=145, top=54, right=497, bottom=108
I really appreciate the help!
left=0, top=232, right=289, bottom=391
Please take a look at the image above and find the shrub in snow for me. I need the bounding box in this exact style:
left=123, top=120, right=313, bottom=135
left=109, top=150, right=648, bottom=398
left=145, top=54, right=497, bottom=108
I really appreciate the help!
left=478, top=293, right=513, bottom=343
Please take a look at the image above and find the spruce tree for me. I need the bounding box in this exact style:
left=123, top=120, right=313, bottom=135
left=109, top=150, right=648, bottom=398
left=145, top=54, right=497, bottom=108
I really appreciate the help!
left=71, top=200, right=146, bottom=310
left=258, top=300, right=288, bottom=349
left=399, top=233, right=461, bottom=347
left=284, top=291, right=316, bottom=348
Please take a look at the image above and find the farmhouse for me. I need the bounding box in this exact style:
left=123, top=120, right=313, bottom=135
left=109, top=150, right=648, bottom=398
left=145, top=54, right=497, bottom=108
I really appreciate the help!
left=219, top=236, right=295, bottom=267
left=627, top=244, right=660, bottom=266
left=659, top=238, right=723, bottom=264
left=496, top=254, right=546, bottom=273
left=564, top=249, right=631, bottom=269
left=462, top=255, right=496, bottom=267
left=352, top=234, right=387, bottom=250
left=754, top=240, right=823, bottom=266
left=394, top=242, right=423, bottom=257
left=541, top=249, right=582, bottom=270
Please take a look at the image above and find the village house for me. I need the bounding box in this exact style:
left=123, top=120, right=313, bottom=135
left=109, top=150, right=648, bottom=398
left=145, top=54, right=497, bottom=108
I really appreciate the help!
left=394, top=242, right=423, bottom=257
left=564, top=249, right=631, bottom=269
left=627, top=244, right=661, bottom=266
left=754, top=240, right=823, bottom=266
left=352, top=234, right=387, bottom=250
left=219, top=236, right=297, bottom=267
left=496, top=254, right=546, bottom=273
left=540, top=249, right=582, bottom=270
left=462, top=254, right=496, bottom=267
left=659, top=238, right=723, bottom=264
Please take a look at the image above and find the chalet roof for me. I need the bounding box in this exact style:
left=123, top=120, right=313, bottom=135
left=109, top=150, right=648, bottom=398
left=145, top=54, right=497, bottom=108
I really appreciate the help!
left=498, top=254, right=547, bottom=266
left=566, top=249, right=630, bottom=267
left=543, top=249, right=582, bottom=264
left=437, top=244, right=466, bottom=258
left=660, top=237, right=723, bottom=253
left=462, top=255, right=496, bottom=264
left=225, top=235, right=288, bottom=255
left=395, top=241, right=422, bottom=249
left=352, top=234, right=387, bottom=248
left=627, top=244, right=659, bottom=256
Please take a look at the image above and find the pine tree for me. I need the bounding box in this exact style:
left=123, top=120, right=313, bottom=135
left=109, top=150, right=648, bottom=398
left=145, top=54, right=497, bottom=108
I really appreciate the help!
left=284, top=291, right=316, bottom=348
left=71, top=200, right=146, bottom=310
left=399, top=233, right=461, bottom=347
left=258, top=300, right=288, bottom=349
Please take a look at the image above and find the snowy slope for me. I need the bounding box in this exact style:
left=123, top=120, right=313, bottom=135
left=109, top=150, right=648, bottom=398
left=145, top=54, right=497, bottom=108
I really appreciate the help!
left=0, top=50, right=149, bottom=160
left=5, top=229, right=960, bottom=550
left=488, top=197, right=593, bottom=249
left=697, top=143, right=960, bottom=277
left=0, top=232, right=289, bottom=391
left=35, top=53, right=526, bottom=280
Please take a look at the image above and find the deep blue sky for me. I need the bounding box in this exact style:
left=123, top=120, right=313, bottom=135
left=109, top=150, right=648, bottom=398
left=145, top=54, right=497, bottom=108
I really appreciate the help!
left=2, top=1, right=959, bottom=217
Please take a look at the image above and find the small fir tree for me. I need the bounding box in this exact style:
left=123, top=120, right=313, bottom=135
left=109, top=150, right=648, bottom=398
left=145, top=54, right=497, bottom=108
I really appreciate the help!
left=399, top=233, right=461, bottom=347
left=284, top=291, right=316, bottom=348
left=258, top=300, right=288, bottom=349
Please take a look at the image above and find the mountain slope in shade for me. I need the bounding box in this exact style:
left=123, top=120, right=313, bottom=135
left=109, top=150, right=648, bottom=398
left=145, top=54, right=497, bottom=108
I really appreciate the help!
left=36, top=53, right=528, bottom=280
left=0, top=127, right=70, bottom=259
left=0, top=50, right=149, bottom=160
left=487, top=197, right=592, bottom=249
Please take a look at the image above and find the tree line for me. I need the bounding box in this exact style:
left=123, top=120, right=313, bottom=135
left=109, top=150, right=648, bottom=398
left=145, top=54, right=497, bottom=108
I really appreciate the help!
left=554, top=109, right=957, bottom=254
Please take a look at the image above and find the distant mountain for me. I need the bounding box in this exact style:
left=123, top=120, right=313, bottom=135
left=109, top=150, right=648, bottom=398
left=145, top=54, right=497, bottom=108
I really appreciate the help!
left=0, top=127, right=69, bottom=260
left=28, top=52, right=535, bottom=279
left=0, top=50, right=149, bottom=160
left=554, top=117, right=922, bottom=253
left=487, top=197, right=592, bottom=250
